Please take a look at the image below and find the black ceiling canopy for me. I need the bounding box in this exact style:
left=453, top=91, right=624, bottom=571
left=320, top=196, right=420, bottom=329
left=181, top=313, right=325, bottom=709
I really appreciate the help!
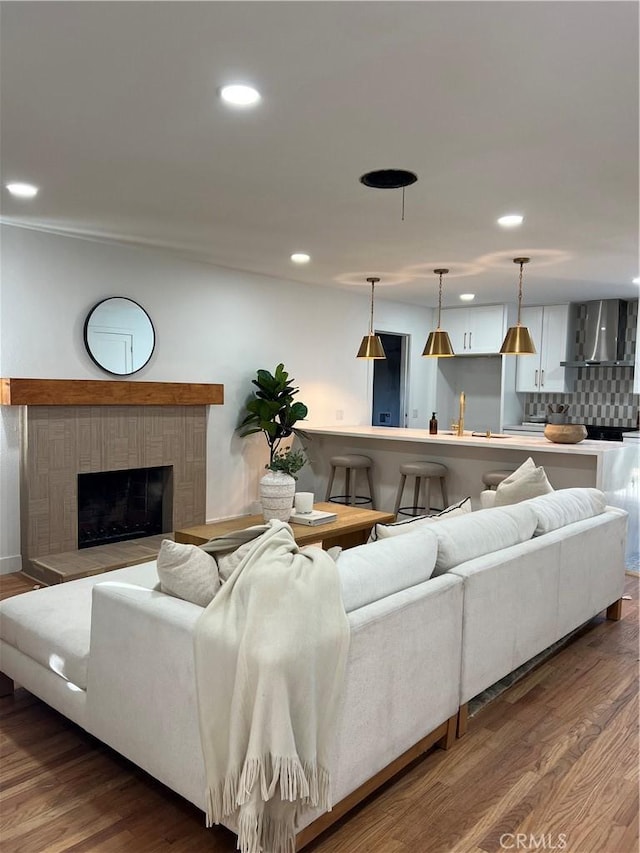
left=359, top=169, right=418, bottom=189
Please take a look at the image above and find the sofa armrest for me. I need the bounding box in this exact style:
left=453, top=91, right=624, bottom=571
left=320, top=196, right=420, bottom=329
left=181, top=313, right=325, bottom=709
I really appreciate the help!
left=321, top=573, right=463, bottom=810
left=479, top=489, right=496, bottom=509
left=86, top=581, right=207, bottom=811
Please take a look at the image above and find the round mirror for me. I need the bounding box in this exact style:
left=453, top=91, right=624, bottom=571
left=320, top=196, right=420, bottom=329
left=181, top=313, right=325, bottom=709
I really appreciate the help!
left=84, top=297, right=155, bottom=376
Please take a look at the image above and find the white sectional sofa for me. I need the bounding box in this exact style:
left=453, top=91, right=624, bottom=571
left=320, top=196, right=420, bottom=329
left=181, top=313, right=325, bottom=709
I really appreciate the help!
left=439, top=490, right=628, bottom=733
left=0, top=530, right=464, bottom=848
left=0, top=488, right=628, bottom=849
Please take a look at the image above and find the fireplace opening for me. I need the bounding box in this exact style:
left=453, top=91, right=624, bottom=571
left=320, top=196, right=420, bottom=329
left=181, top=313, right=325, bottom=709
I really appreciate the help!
left=77, top=466, right=173, bottom=549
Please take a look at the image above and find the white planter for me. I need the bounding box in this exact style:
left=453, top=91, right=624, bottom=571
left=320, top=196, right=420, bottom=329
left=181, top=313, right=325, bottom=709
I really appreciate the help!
left=259, top=471, right=295, bottom=522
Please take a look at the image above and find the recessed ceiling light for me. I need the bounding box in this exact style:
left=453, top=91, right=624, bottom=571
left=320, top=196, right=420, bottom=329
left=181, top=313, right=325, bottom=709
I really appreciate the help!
left=497, top=214, right=524, bottom=227
left=459, top=293, right=475, bottom=301
left=219, top=84, right=261, bottom=107
left=6, top=182, right=39, bottom=198
left=633, top=277, right=640, bottom=285
left=290, top=253, right=310, bottom=264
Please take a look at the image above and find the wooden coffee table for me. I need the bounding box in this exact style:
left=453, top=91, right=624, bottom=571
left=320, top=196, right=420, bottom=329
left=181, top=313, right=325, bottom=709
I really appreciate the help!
left=175, top=502, right=395, bottom=552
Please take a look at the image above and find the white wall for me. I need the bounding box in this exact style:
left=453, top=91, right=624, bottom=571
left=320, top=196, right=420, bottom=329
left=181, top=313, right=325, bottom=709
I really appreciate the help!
left=436, top=356, right=503, bottom=433
left=0, top=224, right=436, bottom=571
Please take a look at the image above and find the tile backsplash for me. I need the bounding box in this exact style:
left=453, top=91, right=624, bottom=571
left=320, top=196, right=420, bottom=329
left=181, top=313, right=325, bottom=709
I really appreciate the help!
left=524, top=299, right=638, bottom=427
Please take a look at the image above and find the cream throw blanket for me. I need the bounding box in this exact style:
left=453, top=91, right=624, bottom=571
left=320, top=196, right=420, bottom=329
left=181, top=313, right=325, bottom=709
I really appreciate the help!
left=194, top=520, right=350, bottom=853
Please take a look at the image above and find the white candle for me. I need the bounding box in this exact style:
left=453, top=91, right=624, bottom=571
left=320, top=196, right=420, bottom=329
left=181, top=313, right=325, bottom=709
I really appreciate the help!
left=294, top=492, right=314, bottom=514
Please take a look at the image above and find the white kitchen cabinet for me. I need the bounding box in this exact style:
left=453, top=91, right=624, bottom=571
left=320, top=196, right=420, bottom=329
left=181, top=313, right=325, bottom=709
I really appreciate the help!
left=440, top=305, right=505, bottom=354
left=515, top=305, right=571, bottom=393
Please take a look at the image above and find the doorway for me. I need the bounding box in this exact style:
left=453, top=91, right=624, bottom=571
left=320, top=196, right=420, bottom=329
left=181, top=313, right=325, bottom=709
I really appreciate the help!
left=89, top=328, right=134, bottom=374
left=371, top=332, right=408, bottom=428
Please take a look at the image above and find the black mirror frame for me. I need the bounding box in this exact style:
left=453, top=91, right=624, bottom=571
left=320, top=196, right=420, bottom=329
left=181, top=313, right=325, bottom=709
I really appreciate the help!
left=83, top=297, right=156, bottom=376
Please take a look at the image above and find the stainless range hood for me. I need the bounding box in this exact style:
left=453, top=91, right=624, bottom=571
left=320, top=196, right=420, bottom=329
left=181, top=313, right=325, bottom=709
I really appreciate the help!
left=560, top=299, right=633, bottom=367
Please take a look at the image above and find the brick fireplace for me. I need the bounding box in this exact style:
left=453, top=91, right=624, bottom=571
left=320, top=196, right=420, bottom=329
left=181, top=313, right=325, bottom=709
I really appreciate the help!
left=23, top=404, right=206, bottom=566
left=1, top=378, right=224, bottom=580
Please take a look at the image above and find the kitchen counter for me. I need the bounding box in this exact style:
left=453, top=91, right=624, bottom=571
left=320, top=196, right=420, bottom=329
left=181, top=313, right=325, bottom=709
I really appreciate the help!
left=303, top=424, right=625, bottom=456
left=296, top=424, right=636, bottom=513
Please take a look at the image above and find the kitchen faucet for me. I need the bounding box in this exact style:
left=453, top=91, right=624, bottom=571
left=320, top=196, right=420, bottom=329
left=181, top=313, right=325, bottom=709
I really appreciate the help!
left=457, top=392, right=465, bottom=436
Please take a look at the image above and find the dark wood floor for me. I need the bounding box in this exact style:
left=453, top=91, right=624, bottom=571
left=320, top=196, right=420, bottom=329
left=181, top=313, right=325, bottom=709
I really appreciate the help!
left=1, top=573, right=638, bottom=853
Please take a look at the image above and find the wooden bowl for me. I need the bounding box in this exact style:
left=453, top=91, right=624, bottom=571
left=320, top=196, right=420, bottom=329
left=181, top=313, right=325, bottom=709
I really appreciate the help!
left=544, top=424, right=587, bottom=444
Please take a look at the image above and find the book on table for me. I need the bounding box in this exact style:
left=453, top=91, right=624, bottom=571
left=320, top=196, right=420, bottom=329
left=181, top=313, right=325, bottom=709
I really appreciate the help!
left=289, top=509, right=338, bottom=526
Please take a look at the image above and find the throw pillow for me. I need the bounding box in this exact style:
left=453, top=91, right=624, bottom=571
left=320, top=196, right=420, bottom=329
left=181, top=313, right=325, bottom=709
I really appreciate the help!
left=198, top=524, right=271, bottom=582
left=494, top=465, right=554, bottom=507
left=500, top=456, right=536, bottom=486
left=215, top=537, right=260, bottom=582
left=369, top=497, right=472, bottom=541
left=157, top=539, right=221, bottom=607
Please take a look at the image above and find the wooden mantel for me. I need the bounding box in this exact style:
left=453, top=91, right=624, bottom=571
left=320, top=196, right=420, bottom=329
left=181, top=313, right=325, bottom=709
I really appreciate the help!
left=0, top=378, right=224, bottom=406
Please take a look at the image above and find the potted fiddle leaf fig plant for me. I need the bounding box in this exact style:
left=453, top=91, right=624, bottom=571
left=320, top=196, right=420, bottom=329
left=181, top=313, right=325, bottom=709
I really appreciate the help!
left=238, top=364, right=309, bottom=521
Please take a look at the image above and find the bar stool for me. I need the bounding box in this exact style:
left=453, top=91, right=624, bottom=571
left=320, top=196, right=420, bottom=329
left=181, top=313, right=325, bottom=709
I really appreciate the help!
left=325, top=454, right=375, bottom=508
left=481, top=469, right=514, bottom=490
left=394, top=461, right=448, bottom=518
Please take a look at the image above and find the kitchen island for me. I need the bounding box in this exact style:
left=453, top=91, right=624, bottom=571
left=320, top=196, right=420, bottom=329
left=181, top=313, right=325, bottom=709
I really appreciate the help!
left=298, top=425, right=637, bottom=513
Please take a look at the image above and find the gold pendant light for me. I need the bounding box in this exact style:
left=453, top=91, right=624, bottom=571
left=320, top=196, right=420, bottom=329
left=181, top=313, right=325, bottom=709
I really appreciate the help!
left=356, top=277, right=386, bottom=359
left=500, top=257, right=536, bottom=355
left=422, top=268, right=454, bottom=357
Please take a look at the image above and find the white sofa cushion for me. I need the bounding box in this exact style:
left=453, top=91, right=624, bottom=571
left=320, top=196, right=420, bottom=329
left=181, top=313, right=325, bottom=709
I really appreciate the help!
left=431, top=503, right=538, bottom=575
left=0, top=561, right=159, bottom=689
left=156, top=539, right=220, bottom=607
left=526, top=487, right=606, bottom=535
left=369, top=497, right=471, bottom=541
left=337, top=530, right=438, bottom=612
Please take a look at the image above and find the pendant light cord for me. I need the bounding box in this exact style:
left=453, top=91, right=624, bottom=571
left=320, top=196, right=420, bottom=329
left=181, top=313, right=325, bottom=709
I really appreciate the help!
left=366, top=276, right=380, bottom=335
left=516, top=260, right=524, bottom=326
left=433, top=268, right=449, bottom=328
left=369, top=281, right=375, bottom=334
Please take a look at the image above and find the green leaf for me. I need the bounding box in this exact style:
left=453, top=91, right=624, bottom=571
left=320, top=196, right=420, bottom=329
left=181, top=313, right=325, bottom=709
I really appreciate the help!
left=238, top=426, right=263, bottom=437
left=263, top=421, right=278, bottom=438
left=289, top=402, right=308, bottom=420
left=245, top=399, right=263, bottom=415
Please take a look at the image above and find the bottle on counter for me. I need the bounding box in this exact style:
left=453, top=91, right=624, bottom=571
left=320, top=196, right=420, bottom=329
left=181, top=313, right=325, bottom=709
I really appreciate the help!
left=429, top=412, right=438, bottom=435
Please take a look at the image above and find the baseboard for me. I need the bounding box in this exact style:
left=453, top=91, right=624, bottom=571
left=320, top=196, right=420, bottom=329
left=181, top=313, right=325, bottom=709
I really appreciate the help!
left=205, top=510, right=256, bottom=524
left=0, top=555, right=23, bottom=575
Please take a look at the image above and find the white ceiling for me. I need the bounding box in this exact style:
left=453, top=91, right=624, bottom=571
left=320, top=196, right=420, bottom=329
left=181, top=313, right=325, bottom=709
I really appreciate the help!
left=1, top=1, right=638, bottom=309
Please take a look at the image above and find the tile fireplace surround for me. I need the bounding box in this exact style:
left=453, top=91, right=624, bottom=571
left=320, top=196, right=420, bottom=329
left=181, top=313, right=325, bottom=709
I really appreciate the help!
left=1, top=379, right=224, bottom=577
